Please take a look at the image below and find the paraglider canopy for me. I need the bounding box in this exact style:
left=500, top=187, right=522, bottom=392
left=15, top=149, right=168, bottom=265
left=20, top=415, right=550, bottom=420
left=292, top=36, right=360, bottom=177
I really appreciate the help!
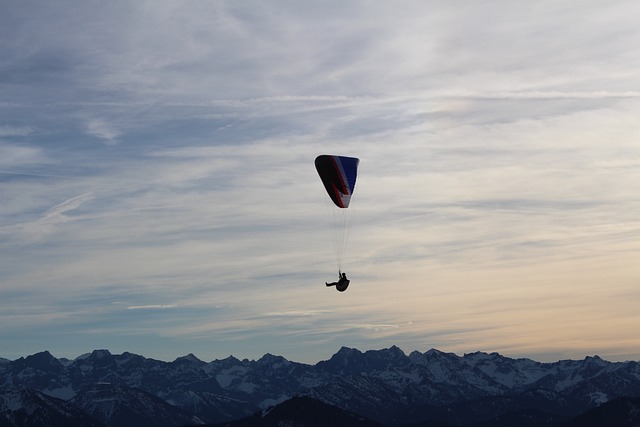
left=314, top=155, right=359, bottom=209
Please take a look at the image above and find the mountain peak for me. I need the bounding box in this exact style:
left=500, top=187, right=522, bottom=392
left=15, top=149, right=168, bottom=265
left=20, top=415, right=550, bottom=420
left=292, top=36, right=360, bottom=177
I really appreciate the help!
left=464, top=350, right=497, bottom=360
left=337, top=346, right=361, bottom=355
left=257, top=353, right=289, bottom=365
left=424, top=348, right=457, bottom=357
left=23, top=350, right=64, bottom=371
left=88, top=349, right=112, bottom=359
left=173, top=353, right=202, bottom=363
left=385, top=345, right=405, bottom=356
left=413, top=348, right=461, bottom=362
left=330, top=346, right=363, bottom=363
left=25, top=350, right=56, bottom=362
left=363, top=346, right=408, bottom=362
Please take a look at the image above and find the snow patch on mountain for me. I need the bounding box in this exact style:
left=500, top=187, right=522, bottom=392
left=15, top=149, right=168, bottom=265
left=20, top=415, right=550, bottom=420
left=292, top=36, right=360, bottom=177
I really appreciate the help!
left=41, top=385, right=76, bottom=400
left=259, top=394, right=288, bottom=409
left=216, top=366, right=249, bottom=388
left=236, top=381, right=257, bottom=394
left=2, top=388, right=24, bottom=411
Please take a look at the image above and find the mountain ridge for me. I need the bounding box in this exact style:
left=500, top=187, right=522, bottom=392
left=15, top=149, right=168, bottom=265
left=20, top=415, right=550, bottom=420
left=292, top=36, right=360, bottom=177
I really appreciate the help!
left=1, top=347, right=640, bottom=426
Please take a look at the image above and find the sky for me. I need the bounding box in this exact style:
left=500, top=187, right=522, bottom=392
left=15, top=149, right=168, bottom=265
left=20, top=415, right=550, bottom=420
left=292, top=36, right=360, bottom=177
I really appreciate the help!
left=1, top=0, right=640, bottom=365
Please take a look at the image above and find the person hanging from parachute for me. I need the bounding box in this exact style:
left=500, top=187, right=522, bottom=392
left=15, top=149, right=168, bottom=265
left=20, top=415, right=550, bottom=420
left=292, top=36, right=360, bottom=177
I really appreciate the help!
left=315, top=155, right=359, bottom=292
left=326, top=271, right=350, bottom=292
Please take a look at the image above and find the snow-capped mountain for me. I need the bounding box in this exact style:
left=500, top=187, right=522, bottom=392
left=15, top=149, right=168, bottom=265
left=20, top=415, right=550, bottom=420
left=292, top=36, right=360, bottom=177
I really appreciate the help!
left=70, top=382, right=200, bottom=427
left=1, top=346, right=640, bottom=426
left=0, top=385, right=105, bottom=427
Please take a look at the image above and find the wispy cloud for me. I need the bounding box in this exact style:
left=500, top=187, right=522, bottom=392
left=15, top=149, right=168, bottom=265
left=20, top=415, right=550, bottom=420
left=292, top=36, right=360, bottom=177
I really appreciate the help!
left=0, top=126, right=35, bottom=136
left=0, top=143, right=46, bottom=167
left=42, top=193, right=94, bottom=222
left=264, top=310, right=333, bottom=318
left=127, top=305, right=177, bottom=310
left=1, top=193, right=94, bottom=244
left=86, top=119, right=120, bottom=145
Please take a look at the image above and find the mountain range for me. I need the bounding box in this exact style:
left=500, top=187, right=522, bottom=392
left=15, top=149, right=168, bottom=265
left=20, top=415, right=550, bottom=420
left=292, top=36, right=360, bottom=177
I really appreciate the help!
left=1, top=346, right=640, bottom=426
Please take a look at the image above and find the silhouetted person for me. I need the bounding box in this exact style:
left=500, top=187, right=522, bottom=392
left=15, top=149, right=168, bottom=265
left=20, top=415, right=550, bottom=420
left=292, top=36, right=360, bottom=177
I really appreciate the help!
left=326, top=272, right=350, bottom=292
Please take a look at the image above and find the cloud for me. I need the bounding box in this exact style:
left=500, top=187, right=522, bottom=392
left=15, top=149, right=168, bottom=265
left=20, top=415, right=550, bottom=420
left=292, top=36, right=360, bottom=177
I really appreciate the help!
left=1, top=193, right=94, bottom=245
left=0, top=126, right=35, bottom=137
left=350, top=324, right=401, bottom=332
left=86, top=119, right=121, bottom=145
left=42, top=193, right=94, bottom=222
left=127, top=305, right=176, bottom=310
left=264, top=310, right=333, bottom=318
left=0, top=143, right=46, bottom=167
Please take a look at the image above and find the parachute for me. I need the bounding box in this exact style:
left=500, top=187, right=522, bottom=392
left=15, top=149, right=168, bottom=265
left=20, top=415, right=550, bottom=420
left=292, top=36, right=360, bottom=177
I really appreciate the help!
left=315, top=155, right=359, bottom=275
left=315, top=155, right=359, bottom=209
